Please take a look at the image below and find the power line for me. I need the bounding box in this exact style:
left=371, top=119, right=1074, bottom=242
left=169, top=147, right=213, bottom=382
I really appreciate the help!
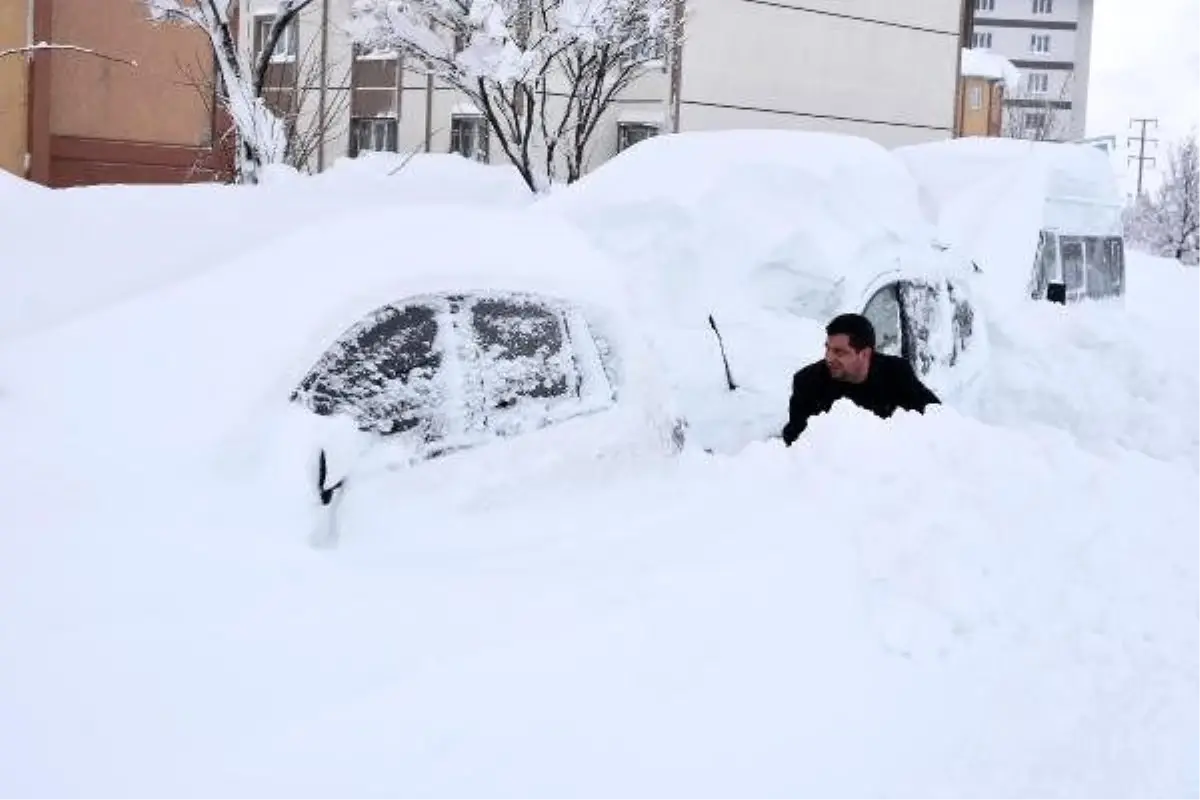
left=1127, top=117, right=1158, bottom=196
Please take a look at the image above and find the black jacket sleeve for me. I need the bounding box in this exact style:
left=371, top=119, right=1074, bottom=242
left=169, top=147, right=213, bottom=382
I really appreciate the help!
left=896, top=360, right=940, bottom=412
left=781, top=369, right=823, bottom=446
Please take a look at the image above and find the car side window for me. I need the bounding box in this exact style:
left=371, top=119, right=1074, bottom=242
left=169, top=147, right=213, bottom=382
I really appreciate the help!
left=1059, top=237, right=1086, bottom=300
left=292, top=302, right=447, bottom=441
left=1085, top=235, right=1124, bottom=299
left=470, top=296, right=574, bottom=405
left=947, top=281, right=975, bottom=367
left=863, top=284, right=903, bottom=358
left=292, top=292, right=616, bottom=461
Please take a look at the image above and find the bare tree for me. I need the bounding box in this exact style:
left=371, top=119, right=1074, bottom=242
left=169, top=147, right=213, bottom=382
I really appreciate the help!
left=1003, top=71, right=1073, bottom=142
left=1124, top=132, right=1199, bottom=265
left=349, top=0, right=682, bottom=192
left=144, top=0, right=318, bottom=183
left=175, top=32, right=352, bottom=176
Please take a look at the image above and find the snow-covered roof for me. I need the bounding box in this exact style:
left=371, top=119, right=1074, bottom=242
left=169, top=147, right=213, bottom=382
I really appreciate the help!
left=897, top=137, right=1124, bottom=220
left=960, top=48, right=1021, bottom=93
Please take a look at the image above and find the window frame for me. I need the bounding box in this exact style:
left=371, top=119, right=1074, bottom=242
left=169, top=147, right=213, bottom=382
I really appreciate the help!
left=348, top=117, right=399, bottom=157
left=253, top=14, right=298, bottom=63
left=449, top=115, right=490, bottom=162
left=863, top=278, right=969, bottom=377
left=1030, top=230, right=1126, bottom=303
left=617, top=122, right=660, bottom=153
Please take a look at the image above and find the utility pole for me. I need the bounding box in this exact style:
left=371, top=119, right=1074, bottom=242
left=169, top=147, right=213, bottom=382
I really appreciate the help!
left=1127, top=117, right=1158, bottom=196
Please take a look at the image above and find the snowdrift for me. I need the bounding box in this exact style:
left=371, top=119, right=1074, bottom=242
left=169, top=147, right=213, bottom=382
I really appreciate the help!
left=0, top=392, right=1194, bottom=797
left=0, top=155, right=531, bottom=343
left=539, top=130, right=987, bottom=451
left=0, top=137, right=1195, bottom=798
left=0, top=204, right=681, bottom=533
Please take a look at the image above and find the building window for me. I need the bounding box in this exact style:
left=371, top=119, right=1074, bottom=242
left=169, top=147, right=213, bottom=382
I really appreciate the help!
left=1027, top=72, right=1049, bottom=94
left=349, top=118, right=398, bottom=157
left=1032, top=0, right=1054, bottom=13
left=351, top=44, right=401, bottom=120
left=1030, top=34, right=1051, bottom=53
left=450, top=116, right=490, bottom=162
left=968, top=85, right=983, bottom=110
left=974, top=0, right=995, bottom=11
left=617, top=122, right=659, bottom=152
left=972, top=32, right=993, bottom=48
left=253, top=15, right=297, bottom=62
left=1023, top=111, right=1047, bottom=135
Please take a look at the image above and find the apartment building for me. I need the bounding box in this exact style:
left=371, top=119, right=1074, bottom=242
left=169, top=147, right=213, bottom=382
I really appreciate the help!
left=968, top=0, right=1094, bottom=141
left=242, top=0, right=969, bottom=175
left=0, top=0, right=233, bottom=186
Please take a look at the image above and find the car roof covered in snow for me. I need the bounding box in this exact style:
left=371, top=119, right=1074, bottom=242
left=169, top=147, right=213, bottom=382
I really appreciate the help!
left=538, top=129, right=952, bottom=321
left=895, top=137, right=1124, bottom=215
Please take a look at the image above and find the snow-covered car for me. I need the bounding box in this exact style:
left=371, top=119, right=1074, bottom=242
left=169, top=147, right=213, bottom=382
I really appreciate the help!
left=538, top=130, right=989, bottom=452
left=262, top=206, right=683, bottom=542
left=895, top=138, right=1126, bottom=307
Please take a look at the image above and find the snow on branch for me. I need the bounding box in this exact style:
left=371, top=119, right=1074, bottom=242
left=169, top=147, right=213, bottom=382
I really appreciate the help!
left=0, top=42, right=139, bottom=67
left=349, top=0, right=683, bottom=192
left=1125, top=132, right=1199, bottom=266
left=144, top=0, right=317, bottom=183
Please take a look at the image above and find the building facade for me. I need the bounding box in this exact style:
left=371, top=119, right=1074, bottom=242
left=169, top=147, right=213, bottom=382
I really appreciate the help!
left=0, top=0, right=31, bottom=177
left=0, top=0, right=233, bottom=186
left=957, top=74, right=1005, bottom=137
left=243, top=0, right=969, bottom=176
left=968, top=0, right=1094, bottom=141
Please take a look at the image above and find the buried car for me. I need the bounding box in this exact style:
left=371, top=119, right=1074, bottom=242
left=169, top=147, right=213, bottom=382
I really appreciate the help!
left=537, top=130, right=989, bottom=452
left=264, top=207, right=687, bottom=544
left=895, top=137, right=1126, bottom=307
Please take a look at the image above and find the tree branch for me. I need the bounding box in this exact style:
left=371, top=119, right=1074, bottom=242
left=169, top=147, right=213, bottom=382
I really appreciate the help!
left=0, top=42, right=138, bottom=68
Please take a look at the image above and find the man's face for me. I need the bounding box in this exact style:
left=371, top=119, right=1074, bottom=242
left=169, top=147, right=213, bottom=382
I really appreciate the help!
left=825, top=334, right=872, bottom=383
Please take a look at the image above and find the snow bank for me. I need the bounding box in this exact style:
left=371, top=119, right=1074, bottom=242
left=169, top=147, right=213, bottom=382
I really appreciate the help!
left=975, top=249, right=1200, bottom=468
left=542, top=129, right=942, bottom=301
left=0, top=134, right=1196, bottom=798
left=538, top=130, right=977, bottom=451
left=0, top=205, right=677, bottom=517
left=895, top=138, right=1125, bottom=309
left=960, top=47, right=1021, bottom=93
left=314, top=151, right=532, bottom=206
left=0, top=156, right=531, bottom=344
left=0, top=398, right=1194, bottom=797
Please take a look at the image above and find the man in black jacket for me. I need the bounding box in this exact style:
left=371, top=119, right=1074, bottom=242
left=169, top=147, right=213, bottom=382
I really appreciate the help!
left=782, top=313, right=940, bottom=446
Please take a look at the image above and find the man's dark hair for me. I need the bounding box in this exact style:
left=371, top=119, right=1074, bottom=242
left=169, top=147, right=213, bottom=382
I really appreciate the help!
left=826, top=313, right=876, bottom=351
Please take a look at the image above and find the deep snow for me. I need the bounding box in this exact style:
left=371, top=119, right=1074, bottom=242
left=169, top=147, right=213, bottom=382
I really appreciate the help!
left=0, top=153, right=1196, bottom=798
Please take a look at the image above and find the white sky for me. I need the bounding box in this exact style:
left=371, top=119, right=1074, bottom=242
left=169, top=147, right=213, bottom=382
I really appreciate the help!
left=1086, top=0, right=1200, bottom=194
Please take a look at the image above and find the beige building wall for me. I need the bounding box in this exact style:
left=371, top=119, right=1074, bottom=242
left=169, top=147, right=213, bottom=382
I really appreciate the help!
left=957, top=75, right=1003, bottom=137
left=0, top=0, right=30, bottom=177
left=676, top=0, right=963, bottom=148
left=50, top=0, right=212, bottom=147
